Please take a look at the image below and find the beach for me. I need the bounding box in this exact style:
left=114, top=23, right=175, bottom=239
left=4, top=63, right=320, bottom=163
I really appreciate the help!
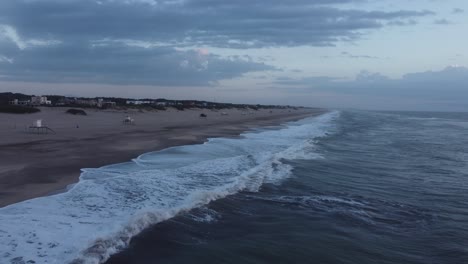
left=0, top=106, right=324, bottom=207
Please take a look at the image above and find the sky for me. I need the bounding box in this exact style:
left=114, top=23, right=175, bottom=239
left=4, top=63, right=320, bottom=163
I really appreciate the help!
left=0, top=0, right=467, bottom=111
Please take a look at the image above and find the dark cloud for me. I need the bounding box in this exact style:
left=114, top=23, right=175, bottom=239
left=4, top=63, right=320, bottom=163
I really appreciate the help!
left=0, top=0, right=434, bottom=85
left=0, top=0, right=434, bottom=48
left=0, top=42, right=275, bottom=85
left=433, top=18, right=452, bottom=25
left=387, top=19, right=418, bottom=26
left=452, top=8, right=464, bottom=14
left=275, top=67, right=468, bottom=111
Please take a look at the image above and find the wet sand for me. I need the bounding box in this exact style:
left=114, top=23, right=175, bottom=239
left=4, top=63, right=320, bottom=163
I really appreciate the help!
left=0, top=107, right=325, bottom=207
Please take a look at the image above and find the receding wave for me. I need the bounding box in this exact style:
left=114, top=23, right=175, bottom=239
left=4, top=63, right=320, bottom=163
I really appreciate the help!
left=0, top=111, right=339, bottom=264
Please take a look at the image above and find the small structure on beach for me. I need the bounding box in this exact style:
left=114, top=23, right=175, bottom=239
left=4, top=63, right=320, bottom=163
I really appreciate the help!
left=123, top=116, right=135, bottom=125
left=27, top=119, right=56, bottom=134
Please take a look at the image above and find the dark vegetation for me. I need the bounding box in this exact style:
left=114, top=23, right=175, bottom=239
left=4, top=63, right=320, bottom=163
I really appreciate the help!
left=0, top=105, right=40, bottom=114
left=0, top=92, right=31, bottom=105
left=66, top=109, right=87, bottom=115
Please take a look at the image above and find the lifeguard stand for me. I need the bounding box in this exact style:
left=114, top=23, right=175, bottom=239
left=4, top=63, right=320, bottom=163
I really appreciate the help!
left=27, top=119, right=56, bottom=134
left=122, top=116, right=135, bottom=125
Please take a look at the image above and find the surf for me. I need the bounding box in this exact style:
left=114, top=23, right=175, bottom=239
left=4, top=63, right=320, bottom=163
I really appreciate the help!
left=0, top=111, right=339, bottom=264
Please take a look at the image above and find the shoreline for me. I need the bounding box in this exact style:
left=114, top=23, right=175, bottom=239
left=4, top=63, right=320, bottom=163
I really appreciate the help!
left=0, top=107, right=326, bottom=207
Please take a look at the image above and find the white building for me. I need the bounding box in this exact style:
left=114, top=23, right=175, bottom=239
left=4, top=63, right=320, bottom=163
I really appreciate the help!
left=8, top=99, right=30, bottom=105
left=30, top=96, right=51, bottom=105
left=126, top=100, right=152, bottom=105
left=97, top=99, right=116, bottom=108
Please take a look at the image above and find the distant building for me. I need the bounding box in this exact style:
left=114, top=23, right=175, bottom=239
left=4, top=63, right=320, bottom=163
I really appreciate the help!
left=30, top=96, right=52, bottom=105
left=8, top=99, right=30, bottom=105
left=102, top=101, right=116, bottom=107
left=30, top=96, right=51, bottom=105
left=97, top=98, right=104, bottom=108
left=183, top=101, right=196, bottom=107
left=56, top=98, right=74, bottom=106
left=30, top=96, right=41, bottom=105
left=126, top=100, right=152, bottom=105
left=75, top=99, right=98, bottom=106
left=98, top=99, right=116, bottom=108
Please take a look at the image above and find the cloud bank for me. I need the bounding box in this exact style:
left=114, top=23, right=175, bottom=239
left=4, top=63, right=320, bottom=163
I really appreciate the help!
left=0, top=0, right=434, bottom=86
left=274, top=66, right=468, bottom=111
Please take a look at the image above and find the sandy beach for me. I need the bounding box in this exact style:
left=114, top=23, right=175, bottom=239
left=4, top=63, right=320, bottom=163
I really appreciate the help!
left=0, top=107, right=325, bottom=207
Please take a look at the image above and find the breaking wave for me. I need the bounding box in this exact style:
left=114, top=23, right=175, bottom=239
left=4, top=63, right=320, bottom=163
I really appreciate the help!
left=0, top=111, right=339, bottom=264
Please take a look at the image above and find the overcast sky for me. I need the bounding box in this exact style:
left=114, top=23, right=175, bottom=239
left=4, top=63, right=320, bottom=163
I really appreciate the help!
left=0, top=0, right=467, bottom=111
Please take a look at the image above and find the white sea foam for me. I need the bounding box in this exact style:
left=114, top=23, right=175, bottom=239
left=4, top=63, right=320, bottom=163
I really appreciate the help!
left=186, top=207, right=220, bottom=223
left=0, top=111, right=339, bottom=264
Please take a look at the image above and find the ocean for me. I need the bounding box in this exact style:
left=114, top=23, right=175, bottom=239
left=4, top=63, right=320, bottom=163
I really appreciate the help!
left=1, top=110, right=468, bottom=264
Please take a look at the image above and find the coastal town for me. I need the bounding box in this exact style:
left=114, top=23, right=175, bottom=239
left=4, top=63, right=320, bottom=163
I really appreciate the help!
left=0, top=92, right=300, bottom=113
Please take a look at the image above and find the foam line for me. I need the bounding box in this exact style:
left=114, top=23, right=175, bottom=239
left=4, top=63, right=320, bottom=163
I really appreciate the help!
left=0, top=111, right=339, bottom=264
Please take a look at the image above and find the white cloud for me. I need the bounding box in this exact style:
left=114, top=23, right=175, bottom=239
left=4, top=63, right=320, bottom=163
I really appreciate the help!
left=0, top=55, right=13, bottom=63
left=0, top=24, right=26, bottom=49
left=0, top=24, right=61, bottom=50
left=91, top=38, right=170, bottom=49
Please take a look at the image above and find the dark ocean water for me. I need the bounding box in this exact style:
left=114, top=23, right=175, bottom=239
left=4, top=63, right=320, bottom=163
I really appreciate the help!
left=1, top=111, right=467, bottom=264
left=105, top=111, right=468, bottom=264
